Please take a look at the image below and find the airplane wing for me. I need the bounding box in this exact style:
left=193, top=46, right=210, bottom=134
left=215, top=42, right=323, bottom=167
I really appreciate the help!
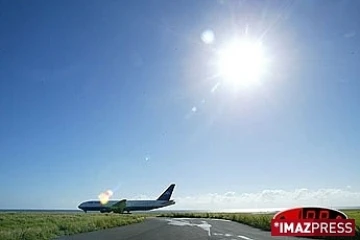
left=111, top=199, right=127, bottom=214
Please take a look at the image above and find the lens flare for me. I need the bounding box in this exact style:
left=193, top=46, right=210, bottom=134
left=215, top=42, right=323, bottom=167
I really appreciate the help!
left=201, top=30, right=215, bottom=44
left=98, top=190, right=113, bottom=205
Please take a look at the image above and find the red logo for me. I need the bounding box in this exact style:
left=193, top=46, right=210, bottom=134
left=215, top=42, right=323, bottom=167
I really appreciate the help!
left=271, top=207, right=356, bottom=237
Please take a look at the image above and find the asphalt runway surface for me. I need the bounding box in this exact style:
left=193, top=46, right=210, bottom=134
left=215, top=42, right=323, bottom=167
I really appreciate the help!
left=57, top=217, right=314, bottom=240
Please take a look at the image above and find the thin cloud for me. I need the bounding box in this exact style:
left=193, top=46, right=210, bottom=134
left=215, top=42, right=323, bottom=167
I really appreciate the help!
left=169, top=188, right=360, bottom=211
left=344, top=31, right=356, bottom=38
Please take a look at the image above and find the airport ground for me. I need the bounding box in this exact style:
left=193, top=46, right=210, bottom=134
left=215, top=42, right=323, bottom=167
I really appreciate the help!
left=0, top=210, right=359, bottom=240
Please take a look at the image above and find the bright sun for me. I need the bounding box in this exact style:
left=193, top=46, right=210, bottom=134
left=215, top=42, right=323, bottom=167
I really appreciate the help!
left=217, top=38, right=266, bottom=88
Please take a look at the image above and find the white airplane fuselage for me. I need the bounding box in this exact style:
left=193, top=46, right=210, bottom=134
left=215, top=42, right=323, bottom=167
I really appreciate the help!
left=78, top=184, right=176, bottom=213
left=78, top=199, right=175, bottom=213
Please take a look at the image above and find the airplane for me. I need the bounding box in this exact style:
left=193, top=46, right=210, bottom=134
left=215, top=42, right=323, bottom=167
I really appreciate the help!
left=78, top=184, right=175, bottom=214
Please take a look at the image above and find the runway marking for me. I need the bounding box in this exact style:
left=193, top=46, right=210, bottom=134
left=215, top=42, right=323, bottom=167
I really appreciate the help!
left=214, top=232, right=252, bottom=238
left=212, top=219, right=232, bottom=222
left=166, top=218, right=212, bottom=236
left=238, top=235, right=253, bottom=240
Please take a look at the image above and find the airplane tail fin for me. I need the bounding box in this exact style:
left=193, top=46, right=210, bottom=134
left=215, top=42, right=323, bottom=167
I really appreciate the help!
left=157, top=184, right=175, bottom=201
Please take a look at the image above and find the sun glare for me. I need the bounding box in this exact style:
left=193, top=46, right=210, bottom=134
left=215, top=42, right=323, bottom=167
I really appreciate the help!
left=217, top=39, right=266, bottom=88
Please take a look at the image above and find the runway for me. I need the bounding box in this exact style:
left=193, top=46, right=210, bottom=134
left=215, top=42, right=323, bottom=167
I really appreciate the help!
left=57, top=217, right=313, bottom=240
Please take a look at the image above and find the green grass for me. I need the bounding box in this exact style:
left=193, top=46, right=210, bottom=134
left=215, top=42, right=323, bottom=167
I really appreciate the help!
left=0, top=212, right=145, bottom=240
left=159, top=210, right=360, bottom=240
left=2, top=210, right=359, bottom=240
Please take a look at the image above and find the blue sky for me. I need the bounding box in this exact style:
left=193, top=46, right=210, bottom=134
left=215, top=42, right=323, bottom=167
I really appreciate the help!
left=1, top=0, right=360, bottom=210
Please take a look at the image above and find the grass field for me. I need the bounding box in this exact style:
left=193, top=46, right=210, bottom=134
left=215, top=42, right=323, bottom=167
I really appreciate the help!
left=1, top=210, right=359, bottom=240
left=159, top=210, right=360, bottom=240
left=0, top=212, right=145, bottom=240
